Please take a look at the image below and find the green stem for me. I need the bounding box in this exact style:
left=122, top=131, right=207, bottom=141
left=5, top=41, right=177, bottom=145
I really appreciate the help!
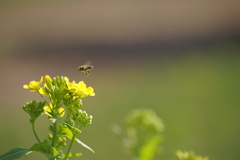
left=64, top=134, right=76, bottom=160
left=31, top=121, right=41, bottom=143
left=51, top=121, right=58, bottom=147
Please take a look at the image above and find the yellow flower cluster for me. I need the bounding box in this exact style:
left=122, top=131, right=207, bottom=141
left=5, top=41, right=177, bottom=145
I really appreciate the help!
left=23, top=75, right=95, bottom=118
left=23, top=75, right=95, bottom=98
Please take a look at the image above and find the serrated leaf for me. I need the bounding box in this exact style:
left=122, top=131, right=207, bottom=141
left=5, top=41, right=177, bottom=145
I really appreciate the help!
left=59, top=124, right=73, bottom=139
left=76, top=138, right=95, bottom=153
left=30, top=140, right=63, bottom=159
left=0, top=147, right=30, bottom=160
left=59, top=124, right=82, bottom=139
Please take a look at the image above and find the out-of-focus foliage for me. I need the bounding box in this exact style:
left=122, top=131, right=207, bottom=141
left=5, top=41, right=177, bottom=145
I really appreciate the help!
left=112, top=109, right=164, bottom=160
left=176, top=150, right=209, bottom=160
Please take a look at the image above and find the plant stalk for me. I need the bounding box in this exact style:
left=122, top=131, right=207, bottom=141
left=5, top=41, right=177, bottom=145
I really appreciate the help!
left=32, top=121, right=41, bottom=143
left=52, top=121, right=58, bottom=147
left=64, top=134, right=76, bottom=160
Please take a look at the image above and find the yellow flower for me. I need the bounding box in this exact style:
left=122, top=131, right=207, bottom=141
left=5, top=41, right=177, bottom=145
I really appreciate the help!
left=23, top=76, right=43, bottom=91
left=84, top=86, right=95, bottom=97
left=67, top=81, right=95, bottom=98
left=39, top=87, right=48, bottom=96
left=45, top=75, right=51, bottom=86
left=67, top=80, right=78, bottom=92
left=44, top=103, right=65, bottom=117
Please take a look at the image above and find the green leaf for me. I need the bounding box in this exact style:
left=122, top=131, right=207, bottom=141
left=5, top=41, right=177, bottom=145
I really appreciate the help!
left=68, top=153, right=82, bottom=157
left=76, top=138, right=95, bottom=153
left=139, top=135, right=163, bottom=160
left=58, top=124, right=82, bottom=139
left=58, top=152, right=82, bottom=159
left=0, top=147, right=30, bottom=160
left=30, top=140, right=63, bottom=159
left=58, top=124, right=73, bottom=139
left=58, top=125, right=93, bottom=153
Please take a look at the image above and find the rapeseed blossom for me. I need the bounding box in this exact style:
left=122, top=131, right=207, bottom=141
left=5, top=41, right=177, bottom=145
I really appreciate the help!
left=23, top=75, right=95, bottom=99
left=23, top=76, right=43, bottom=91
left=23, top=75, right=95, bottom=119
left=67, top=81, right=95, bottom=98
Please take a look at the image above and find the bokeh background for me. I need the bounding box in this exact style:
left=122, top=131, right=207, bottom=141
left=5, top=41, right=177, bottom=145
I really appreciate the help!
left=0, top=1, right=240, bottom=160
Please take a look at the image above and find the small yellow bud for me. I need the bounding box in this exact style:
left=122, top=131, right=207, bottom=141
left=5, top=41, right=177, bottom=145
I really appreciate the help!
left=45, top=75, right=51, bottom=86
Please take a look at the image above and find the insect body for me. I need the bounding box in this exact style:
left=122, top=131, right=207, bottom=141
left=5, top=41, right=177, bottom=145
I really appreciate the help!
left=78, top=65, right=94, bottom=76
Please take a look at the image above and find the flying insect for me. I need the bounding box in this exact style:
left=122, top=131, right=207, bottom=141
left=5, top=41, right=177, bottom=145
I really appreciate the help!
left=78, top=63, right=94, bottom=76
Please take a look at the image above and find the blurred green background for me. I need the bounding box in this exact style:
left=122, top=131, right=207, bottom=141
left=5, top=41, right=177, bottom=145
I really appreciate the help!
left=0, top=1, right=240, bottom=160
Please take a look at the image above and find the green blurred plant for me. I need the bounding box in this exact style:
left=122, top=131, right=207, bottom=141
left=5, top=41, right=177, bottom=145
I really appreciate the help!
left=112, top=109, right=210, bottom=160
left=176, top=150, right=209, bottom=160
left=0, top=75, right=95, bottom=160
left=112, top=109, right=164, bottom=160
